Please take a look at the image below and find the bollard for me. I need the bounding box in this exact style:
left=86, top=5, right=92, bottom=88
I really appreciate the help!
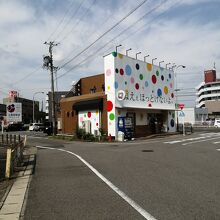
left=9, top=134, right=12, bottom=143
left=23, top=135, right=27, bottom=146
left=6, top=134, right=8, bottom=144
left=5, top=148, right=12, bottom=178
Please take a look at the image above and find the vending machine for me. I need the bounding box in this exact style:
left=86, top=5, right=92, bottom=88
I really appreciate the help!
left=117, top=117, right=134, bottom=140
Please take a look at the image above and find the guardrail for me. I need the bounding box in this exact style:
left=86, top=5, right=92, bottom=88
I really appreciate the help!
left=0, top=134, right=26, bottom=179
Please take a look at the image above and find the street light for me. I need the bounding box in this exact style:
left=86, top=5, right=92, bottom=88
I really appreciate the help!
left=174, top=65, right=186, bottom=132
left=159, top=61, right=164, bottom=67
left=136, top=52, right=141, bottom=59
left=33, top=92, right=44, bottom=123
left=126, top=48, right=132, bottom=56
left=152, top=58, right=157, bottom=64
left=144, top=55, right=150, bottom=62
left=116, top=44, right=122, bottom=53
left=166, top=62, right=171, bottom=69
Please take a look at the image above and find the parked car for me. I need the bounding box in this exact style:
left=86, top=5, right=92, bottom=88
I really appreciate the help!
left=4, top=123, right=24, bottom=132
left=214, top=119, right=220, bottom=128
left=29, top=123, right=44, bottom=131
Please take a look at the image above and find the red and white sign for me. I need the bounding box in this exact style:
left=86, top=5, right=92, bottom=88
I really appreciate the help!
left=178, top=104, right=185, bottom=110
left=6, top=103, right=22, bottom=122
left=9, top=91, right=18, bottom=98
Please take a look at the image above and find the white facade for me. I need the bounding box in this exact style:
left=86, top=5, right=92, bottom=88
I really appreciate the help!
left=78, top=110, right=100, bottom=135
left=104, top=52, right=176, bottom=137
left=196, top=81, right=220, bottom=108
left=178, top=107, right=208, bottom=125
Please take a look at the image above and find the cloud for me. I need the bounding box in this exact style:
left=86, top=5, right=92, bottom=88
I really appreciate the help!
left=0, top=0, right=220, bottom=108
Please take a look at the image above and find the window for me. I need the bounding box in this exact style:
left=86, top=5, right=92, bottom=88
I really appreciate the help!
left=71, top=111, right=74, bottom=117
left=67, top=112, right=70, bottom=117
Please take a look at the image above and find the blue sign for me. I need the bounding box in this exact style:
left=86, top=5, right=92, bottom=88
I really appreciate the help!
left=179, top=111, right=185, bottom=117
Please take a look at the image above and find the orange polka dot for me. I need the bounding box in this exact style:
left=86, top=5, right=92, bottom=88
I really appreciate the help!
left=118, top=53, right=123, bottom=59
left=147, top=63, right=152, bottom=71
left=164, top=86, right=169, bottom=94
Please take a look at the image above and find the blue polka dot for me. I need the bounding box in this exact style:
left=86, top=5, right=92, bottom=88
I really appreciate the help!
left=145, top=81, right=149, bottom=87
left=157, top=89, right=162, bottom=97
left=125, top=65, right=132, bottom=76
left=115, top=81, right=118, bottom=89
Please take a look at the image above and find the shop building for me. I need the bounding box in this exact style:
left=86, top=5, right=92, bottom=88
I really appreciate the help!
left=60, top=52, right=176, bottom=138
left=196, top=69, right=220, bottom=118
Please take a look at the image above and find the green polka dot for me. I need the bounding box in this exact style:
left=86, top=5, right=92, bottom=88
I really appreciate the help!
left=156, top=70, right=159, bottom=76
left=84, top=114, right=86, bottom=117
left=172, top=113, right=175, bottom=118
left=109, top=113, right=115, bottom=120
left=112, top=52, right=117, bottom=57
left=139, top=74, right=143, bottom=80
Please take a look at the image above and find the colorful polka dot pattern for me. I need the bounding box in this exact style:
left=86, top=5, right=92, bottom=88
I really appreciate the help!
left=78, top=110, right=100, bottom=133
left=104, top=53, right=175, bottom=135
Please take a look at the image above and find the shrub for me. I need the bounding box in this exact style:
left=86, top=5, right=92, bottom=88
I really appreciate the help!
left=76, top=127, right=86, bottom=139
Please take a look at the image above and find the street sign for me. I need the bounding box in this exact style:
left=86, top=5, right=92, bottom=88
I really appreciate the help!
left=178, top=104, right=185, bottom=110
left=179, top=111, right=185, bottom=117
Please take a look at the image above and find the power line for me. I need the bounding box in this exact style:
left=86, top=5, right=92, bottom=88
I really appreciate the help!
left=56, top=0, right=122, bottom=66
left=59, top=0, right=149, bottom=69
left=57, top=0, right=170, bottom=79
left=119, top=0, right=182, bottom=44
left=58, top=0, right=97, bottom=42
left=13, top=67, right=41, bottom=84
left=46, top=0, right=76, bottom=42
left=53, top=0, right=87, bottom=41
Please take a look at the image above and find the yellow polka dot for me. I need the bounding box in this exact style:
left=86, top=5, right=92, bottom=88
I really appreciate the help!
left=164, top=86, right=169, bottom=95
left=96, top=110, right=99, bottom=115
left=118, top=53, right=123, bottom=59
left=146, top=63, right=152, bottom=72
left=107, top=86, right=110, bottom=90
left=125, top=89, right=128, bottom=95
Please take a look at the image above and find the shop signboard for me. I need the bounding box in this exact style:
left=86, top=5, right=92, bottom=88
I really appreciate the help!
left=6, top=103, right=22, bottom=122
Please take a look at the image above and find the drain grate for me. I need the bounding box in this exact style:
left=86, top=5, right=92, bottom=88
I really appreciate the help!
left=142, top=149, right=154, bottom=152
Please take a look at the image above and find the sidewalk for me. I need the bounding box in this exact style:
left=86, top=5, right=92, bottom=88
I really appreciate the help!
left=0, top=145, right=36, bottom=220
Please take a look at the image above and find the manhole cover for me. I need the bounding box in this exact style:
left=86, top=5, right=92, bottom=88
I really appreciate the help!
left=142, top=149, right=154, bottom=152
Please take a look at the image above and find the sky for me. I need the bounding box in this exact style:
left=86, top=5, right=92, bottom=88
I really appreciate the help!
left=1, top=0, right=220, bottom=108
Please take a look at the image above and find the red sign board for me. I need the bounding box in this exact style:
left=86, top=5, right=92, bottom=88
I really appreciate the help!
left=178, top=104, right=185, bottom=110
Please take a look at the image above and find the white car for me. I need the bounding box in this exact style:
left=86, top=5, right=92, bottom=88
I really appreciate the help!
left=214, top=119, right=220, bottom=128
left=29, top=123, right=44, bottom=131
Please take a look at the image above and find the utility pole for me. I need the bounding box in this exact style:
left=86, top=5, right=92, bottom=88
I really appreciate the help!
left=43, top=41, right=59, bottom=135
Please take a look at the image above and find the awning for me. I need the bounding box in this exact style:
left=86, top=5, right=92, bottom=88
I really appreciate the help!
left=73, top=98, right=103, bottom=111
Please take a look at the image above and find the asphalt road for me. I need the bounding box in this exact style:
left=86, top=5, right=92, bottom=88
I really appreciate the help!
left=23, top=131, right=220, bottom=220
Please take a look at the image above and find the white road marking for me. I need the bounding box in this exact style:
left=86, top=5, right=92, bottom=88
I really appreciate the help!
left=36, top=146, right=157, bottom=220
left=182, top=136, right=220, bottom=146
left=164, top=136, right=208, bottom=144
left=217, top=149, right=220, bottom=151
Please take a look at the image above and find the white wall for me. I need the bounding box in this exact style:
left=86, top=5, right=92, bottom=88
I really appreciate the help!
left=78, top=110, right=100, bottom=135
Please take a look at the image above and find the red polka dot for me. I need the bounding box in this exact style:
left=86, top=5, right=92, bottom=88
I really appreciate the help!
left=171, top=93, right=174, bottom=98
left=107, top=100, right=113, bottom=112
left=120, top=69, right=124, bottom=75
left=135, top=83, right=139, bottom=90
left=87, top=112, right=91, bottom=118
left=96, top=123, right=98, bottom=126
left=152, top=75, right=157, bottom=84
left=148, top=103, right=152, bottom=107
